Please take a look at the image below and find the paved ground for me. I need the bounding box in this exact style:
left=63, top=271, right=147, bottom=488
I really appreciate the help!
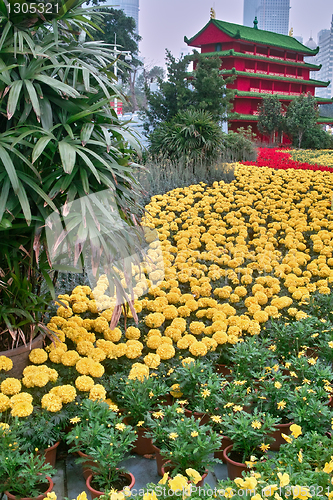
left=50, top=447, right=228, bottom=499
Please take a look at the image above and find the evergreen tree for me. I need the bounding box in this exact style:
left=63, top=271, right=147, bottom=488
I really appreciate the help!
left=257, top=94, right=284, bottom=143
left=285, top=93, right=319, bottom=148
left=143, top=50, right=234, bottom=131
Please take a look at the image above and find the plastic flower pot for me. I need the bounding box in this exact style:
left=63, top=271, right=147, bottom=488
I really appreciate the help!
left=223, top=444, right=249, bottom=480
left=268, top=422, right=292, bottom=451
left=214, top=436, right=233, bottom=463
left=184, top=409, right=210, bottom=425
left=86, top=471, right=135, bottom=500
left=151, top=443, right=169, bottom=476
left=38, top=441, right=60, bottom=468
left=132, top=427, right=155, bottom=456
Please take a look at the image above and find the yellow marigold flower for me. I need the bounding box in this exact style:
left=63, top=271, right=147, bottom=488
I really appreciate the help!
left=115, top=423, right=126, bottom=432
left=11, top=401, right=34, bottom=417
left=323, top=461, right=333, bottom=473
left=70, top=417, right=81, bottom=424
left=0, top=356, right=13, bottom=372
left=274, top=382, right=282, bottom=389
left=41, top=393, right=63, bottom=412
left=251, top=420, right=262, bottom=429
left=89, top=384, right=106, bottom=402
left=1, top=378, right=21, bottom=396
left=29, top=348, right=48, bottom=365
left=211, top=415, right=222, bottom=423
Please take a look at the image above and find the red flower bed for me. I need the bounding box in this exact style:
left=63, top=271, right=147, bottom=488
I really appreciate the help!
left=244, top=148, right=333, bottom=172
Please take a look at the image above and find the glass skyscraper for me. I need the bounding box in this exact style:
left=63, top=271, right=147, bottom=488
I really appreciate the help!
left=111, top=0, right=139, bottom=34
left=243, top=0, right=290, bottom=36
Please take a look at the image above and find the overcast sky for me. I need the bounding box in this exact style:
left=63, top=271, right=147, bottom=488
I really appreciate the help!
left=138, top=0, right=333, bottom=69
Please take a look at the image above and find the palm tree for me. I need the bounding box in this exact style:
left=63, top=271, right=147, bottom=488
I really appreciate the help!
left=0, top=0, right=145, bottom=348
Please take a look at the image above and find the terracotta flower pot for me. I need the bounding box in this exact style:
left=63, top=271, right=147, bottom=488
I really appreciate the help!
left=223, top=444, right=249, bottom=480
left=86, top=471, right=135, bottom=500
left=4, top=476, right=54, bottom=500
left=77, top=449, right=96, bottom=481
left=132, top=427, right=155, bottom=456
left=161, top=461, right=208, bottom=487
left=0, top=333, right=44, bottom=379
left=184, top=409, right=210, bottom=425
left=151, top=443, right=169, bottom=476
left=214, top=436, right=233, bottom=464
left=269, top=422, right=292, bottom=451
left=215, top=364, right=233, bottom=378
left=38, top=441, right=60, bottom=468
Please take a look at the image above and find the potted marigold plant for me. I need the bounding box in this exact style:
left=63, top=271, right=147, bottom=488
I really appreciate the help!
left=169, top=358, right=224, bottom=422
left=111, top=371, right=169, bottom=455
left=222, top=408, right=279, bottom=479
left=0, top=421, right=55, bottom=499
left=145, top=402, right=222, bottom=479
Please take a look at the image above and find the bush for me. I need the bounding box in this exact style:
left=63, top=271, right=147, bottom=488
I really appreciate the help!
left=220, top=127, right=257, bottom=162
left=300, top=126, right=333, bottom=149
left=149, top=109, right=223, bottom=163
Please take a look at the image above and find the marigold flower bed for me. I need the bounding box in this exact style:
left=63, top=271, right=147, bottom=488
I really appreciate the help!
left=245, top=147, right=333, bottom=172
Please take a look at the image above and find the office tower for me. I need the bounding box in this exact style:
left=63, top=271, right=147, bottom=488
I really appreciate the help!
left=311, top=17, right=333, bottom=99
left=111, top=0, right=139, bottom=34
left=243, top=0, right=290, bottom=35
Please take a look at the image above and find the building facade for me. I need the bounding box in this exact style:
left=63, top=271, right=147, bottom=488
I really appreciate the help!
left=111, top=0, right=139, bottom=33
left=243, top=0, right=290, bottom=36
left=184, top=18, right=333, bottom=137
left=308, top=16, right=333, bottom=99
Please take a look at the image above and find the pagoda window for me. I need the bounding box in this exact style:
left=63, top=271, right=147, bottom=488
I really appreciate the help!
left=270, top=48, right=285, bottom=60
left=257, top=61, right=268, bottom=74
left=216, top=43, right=222, bottom=52
left=286, top=52, right=296, bottom=62
left=257, top=46, right=268, bottom=57
left=242, top=43, right=254, bottom=54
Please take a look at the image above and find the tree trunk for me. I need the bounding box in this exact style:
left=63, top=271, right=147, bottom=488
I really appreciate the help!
left=129, top=68, right=139, bottom=111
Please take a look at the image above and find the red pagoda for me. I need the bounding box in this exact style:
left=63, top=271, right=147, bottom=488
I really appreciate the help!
left=185, top=18, right=333, bottom=136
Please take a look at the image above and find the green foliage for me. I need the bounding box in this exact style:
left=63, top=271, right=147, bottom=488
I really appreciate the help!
left=15, top=410, right=66, bottom=452
left=111, top=375, right=169, bottom=425
left=149, top=109, right=224, bottom=163
left=286, top=385, right=332, bottom=434
left=143, top=50, right=234, bottom=130
left=0, top=421, right=55, bottom=497
left=146, top=403, right=222, bottom=475
left=0, top=0, right=144, bottom=347
left=265, top=317, right=327, bottom=359
left=230, top=337, right=275, bottom=380
left=220, top=127, right=257, bottom=162
left=170, top=359, right=224, bottom=413
left=257, top=94, right=284, bottom=143
left=300, top=126, right=333, bottom=149
left=285, top=93, right=319, bottom=147
left=65, top=399, right=122, bottom=453
left=222, top=408, right=279, bottom=463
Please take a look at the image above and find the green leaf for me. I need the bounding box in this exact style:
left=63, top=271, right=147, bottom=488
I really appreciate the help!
left=0, top=21, right=11, bottom=51
left=32, top=136, right=53, bottom=164
left=0, top=144, right=19, bottom=194
left=35, top=75, right=80, bottom=98
left=24, top=80, right=41, bottom=122
left=58, top=141, right=76, bottom=174
left=0, top=178, right=10, bottom=222
left=16, top=180, right=31, bottom=225
left=80, top=123, right=94, bottom=146
left=7, top=80, right=23, bottom=120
